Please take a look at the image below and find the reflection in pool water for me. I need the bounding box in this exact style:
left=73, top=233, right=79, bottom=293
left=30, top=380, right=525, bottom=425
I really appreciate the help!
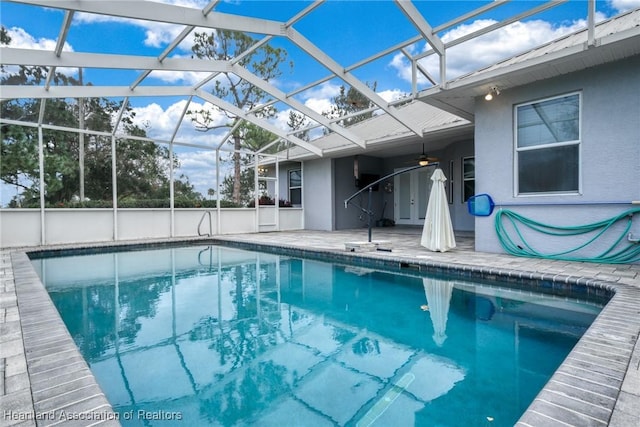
left=34, top=245, right=604, bottom=426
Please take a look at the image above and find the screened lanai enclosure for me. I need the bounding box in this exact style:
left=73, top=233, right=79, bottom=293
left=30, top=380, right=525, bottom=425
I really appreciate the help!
left=1, top=0, right=620, bottom=247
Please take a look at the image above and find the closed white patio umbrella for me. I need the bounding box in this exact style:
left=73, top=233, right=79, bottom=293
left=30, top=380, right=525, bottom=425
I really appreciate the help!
left=423, top=277, right=454, bottom=346
left=421, top=168, right=456, bottom=252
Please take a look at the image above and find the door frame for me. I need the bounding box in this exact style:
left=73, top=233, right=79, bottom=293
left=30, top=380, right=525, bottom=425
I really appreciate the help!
left=394, top=168, right=432, bottom=225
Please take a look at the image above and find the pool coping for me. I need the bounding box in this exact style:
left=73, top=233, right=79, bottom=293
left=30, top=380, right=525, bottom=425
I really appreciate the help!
left=2, top=235, right=639, bottom=426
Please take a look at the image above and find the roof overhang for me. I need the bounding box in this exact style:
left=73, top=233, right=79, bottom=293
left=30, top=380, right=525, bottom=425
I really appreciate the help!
left=418, top=12, right=640, bottom=117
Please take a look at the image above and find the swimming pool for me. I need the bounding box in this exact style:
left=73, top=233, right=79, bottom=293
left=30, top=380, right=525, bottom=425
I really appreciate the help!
left=33, top=244, right=606, bottom=426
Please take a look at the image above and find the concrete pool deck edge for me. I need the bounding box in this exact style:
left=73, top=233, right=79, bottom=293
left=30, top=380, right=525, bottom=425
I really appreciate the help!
left=1, top=231, right=639, bottom=426
left=2, top=251, right=119, bottom=427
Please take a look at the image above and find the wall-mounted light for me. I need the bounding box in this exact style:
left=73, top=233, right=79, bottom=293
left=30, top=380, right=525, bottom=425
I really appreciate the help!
left=484, top=87, right=500, bottom=101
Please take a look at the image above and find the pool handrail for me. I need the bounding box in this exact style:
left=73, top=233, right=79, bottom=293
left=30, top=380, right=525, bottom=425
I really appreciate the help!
left=344, top=163, right=437, bottom=242
left=198, top=210, right=214, bottom=236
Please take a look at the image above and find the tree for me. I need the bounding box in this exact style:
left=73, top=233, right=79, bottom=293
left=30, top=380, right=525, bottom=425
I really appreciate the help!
left=1, top=26, right=201, bottom=207
left=189, top=30, right=289, bottom=205
left=287, top=111, right=310, bottom=142
left=323, top=82, right=378, bottom=130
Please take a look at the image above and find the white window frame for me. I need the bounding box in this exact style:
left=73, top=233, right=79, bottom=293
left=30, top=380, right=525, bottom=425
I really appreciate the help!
left=514, top=91, right=582, bottom=196
left=288, top=168, right=302, bottom=206
left=461, top=156, right=475, bottom=203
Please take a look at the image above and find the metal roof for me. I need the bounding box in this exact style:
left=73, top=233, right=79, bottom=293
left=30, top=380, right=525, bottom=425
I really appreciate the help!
left=279, top=100, right=472, bottom=161
left=419, top=7, right=640, bottom=118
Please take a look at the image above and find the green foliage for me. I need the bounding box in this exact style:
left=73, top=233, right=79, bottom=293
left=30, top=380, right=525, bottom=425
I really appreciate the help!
left=1, top=26, right=202, bottom=208
left=219, top=164, right=256, bottom=207
left=287, top=111, right=310, bottom=143
left=189, top=30, right=290, bottom=205
left=323, top=83, right=378, bottom=130
left=33, top=198, right=220, bottom=209
left=247, top=196, right=293, bottom=208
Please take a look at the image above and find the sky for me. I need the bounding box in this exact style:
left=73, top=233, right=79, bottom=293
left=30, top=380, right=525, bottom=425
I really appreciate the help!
left=2, top=0, right=640, bottom=202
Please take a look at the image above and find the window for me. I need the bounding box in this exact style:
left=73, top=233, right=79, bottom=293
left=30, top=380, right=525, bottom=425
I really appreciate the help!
left=462, top=157, right=475, bottom=202
left=288, top=169, right=302, bottom=205
left=515, top=92, right=580, bottom=194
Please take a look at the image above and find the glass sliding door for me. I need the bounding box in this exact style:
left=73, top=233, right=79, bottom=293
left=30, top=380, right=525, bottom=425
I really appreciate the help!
left=394, top=168, right=432, bottom=225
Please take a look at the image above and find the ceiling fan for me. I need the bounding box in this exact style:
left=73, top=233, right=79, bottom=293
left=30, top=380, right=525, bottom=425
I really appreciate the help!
left=415, top=143, right=438, bottom=166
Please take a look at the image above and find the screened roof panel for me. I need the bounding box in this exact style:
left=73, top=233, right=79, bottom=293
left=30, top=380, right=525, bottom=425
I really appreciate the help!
left=2, top=0, right=639, bottom=158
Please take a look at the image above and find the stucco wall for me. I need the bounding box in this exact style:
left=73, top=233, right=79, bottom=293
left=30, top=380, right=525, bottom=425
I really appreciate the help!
left=278, top=162, right=303, bottom=206
left=309, top=145, right=476, bottom=233
left=303, top=158, right=335, bottom=230
left=439, top=140, right=475, bottom=231
left=474, top=56, right=640, bottom=258
left=377, top=143, right=474, bottom=232
left=0, top=207, right=305, bottom=247
left=334, top=156, right=385, bottom=230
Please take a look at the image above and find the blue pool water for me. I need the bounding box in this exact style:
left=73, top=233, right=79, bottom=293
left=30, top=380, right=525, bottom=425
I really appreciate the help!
left=33, top=245, right=604, bottom=426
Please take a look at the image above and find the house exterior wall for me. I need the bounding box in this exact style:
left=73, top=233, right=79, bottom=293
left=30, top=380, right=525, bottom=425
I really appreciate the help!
left=375, top=142, right=474, bottom=232
left=474, top=56, right=640, bottom=259
left=0, top=207, right=306, bottom=247
left=334, top=156, right=385, bottom=230
left=278, top=162, right=303, bottom=206
left=328, top=143, right=475, bottom=232
left=439, top=140, right=475, bottom=232
left=303, top=157, right=335, bottom=230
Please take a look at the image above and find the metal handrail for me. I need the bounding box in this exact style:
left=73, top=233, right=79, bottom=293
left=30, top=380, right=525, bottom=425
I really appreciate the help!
left=344, top=163, right=438, bottom=242
left=197, top=246, right=214, bottom=269
left=197, top=210, right=213, bottom=236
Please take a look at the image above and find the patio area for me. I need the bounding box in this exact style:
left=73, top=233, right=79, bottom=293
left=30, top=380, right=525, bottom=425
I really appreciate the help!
left=1, top=226, right=639, bottom=426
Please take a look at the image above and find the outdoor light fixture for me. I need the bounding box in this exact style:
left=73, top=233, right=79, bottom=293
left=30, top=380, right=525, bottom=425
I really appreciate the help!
left=484, top=87, right=500, bottom=101
left=417, top=143, right=437, bottom=166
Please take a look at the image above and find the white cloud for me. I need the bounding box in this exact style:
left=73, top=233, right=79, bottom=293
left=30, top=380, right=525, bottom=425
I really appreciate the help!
left=378, top=89, right=408, bottom=103
left=72, top=2, right=211, bottom=50
left=609, top=0, right=640, bottom=12
left=273, top=108, right=295, bottom=132
left=296, top=81, right=341, bottom=115
left=148, top=69, right=213, bottom=85
left=2, top=27, right=77, bottom=77
left=73, top=13, right=195, bottom=50
left=131, top=99, right=229, bottom=145
left=156, top=0, right=210, bottom=8
left=174, top=149, right=218, bottom=192
left=304, top=97, right=334, bottom=116
left=272, top=85, right=408, bottom=133
left=390, top=15, right=610, bottom=86
left=5, top=26, right=71, bottom=51
left=129, top=97, right=237, bottom=195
